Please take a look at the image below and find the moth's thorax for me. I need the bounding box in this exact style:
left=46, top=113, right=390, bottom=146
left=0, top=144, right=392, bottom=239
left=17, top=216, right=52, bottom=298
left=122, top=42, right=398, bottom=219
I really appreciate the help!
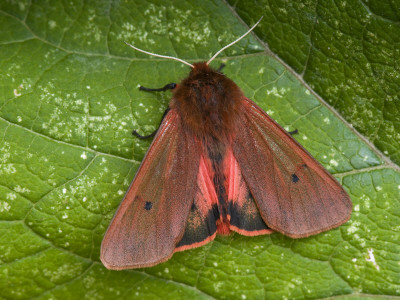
left=171, top=62, right=243, bottom=140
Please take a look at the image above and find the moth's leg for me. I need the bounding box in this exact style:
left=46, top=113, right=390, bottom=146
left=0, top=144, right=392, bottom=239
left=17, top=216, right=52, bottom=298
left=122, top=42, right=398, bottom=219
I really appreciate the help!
left=132, top=108, right=171, bottom=139
left=133, top=82, right=176, bottom=139
left=139, top=83, right=176, bottom=92
left=217, top=63, right=226, bottom=72
left=288, top=129, right=298, bottom=136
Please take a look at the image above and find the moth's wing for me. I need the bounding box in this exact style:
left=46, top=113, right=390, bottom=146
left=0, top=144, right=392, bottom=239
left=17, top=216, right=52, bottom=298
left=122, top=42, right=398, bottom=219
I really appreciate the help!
left=225, top=147, right=274, bottom=236
left=232, top=97, right=352, bottom=238
left=101, top=109, right=201, bottom=269
left=176, top=146, right=273, bottom=247
left=175, top=155, right=218, bottom=251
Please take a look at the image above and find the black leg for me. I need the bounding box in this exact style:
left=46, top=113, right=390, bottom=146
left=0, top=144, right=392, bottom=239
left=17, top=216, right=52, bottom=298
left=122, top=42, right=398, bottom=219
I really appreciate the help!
left=132, top=130, right=157, bottom=139
left=139, top=83, right=176, bottom=92
left=133, top=82, right=175, bottom=139
left=217, top=63, right=226, bottom=72
left=132, top=108, right=171, bottom=139
left=288, top=129, right=298, bottom=136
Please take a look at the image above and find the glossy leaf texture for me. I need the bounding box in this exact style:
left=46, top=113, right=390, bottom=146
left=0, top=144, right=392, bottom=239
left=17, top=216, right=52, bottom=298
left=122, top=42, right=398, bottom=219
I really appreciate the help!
left=229, top=0, right=400, bottom=166
left=0, top=1, right=399, bottom=299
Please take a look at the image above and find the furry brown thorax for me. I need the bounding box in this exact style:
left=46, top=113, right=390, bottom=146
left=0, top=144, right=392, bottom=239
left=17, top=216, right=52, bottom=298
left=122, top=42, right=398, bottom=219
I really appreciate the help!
left=171, top=62, right=243, bottom=140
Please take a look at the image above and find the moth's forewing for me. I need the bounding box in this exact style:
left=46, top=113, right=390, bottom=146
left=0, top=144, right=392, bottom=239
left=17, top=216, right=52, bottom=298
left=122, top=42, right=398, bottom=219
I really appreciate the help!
left=101, top=110, right=201, bottom=269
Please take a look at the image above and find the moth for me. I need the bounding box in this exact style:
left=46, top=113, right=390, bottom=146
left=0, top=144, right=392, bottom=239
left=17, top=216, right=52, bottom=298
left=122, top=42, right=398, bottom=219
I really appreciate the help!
left=101, top=18, right=352, bottom=270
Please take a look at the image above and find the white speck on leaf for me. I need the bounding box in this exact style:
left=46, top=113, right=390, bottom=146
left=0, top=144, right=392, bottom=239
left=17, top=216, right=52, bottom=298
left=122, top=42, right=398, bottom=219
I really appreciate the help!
left=360, top=194, right=370, bottom=208
left=266, top=87, right=283, bottom=98
left=366, top=249, right=380, bottom=271
left=13, top=89, right=21, bottom=97
left=0, top=201, right=11, bottom=212
left=213, top=282, right=223, bottom=293
left=347, top=221, right=360, bottom=233
left=6, top=193, right=17, bottom=200
left=14, top=186, right=31, bottom=194
left=329, top=159, right=338, bottom=167
left=48, top=20, right=57, bottom=29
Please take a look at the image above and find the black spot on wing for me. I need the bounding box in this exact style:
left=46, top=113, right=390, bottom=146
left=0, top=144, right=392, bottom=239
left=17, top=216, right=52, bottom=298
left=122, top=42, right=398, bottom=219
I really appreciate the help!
left=291, top=174, right=299, bottom=183
left=144, top=201, right=152, bottom=210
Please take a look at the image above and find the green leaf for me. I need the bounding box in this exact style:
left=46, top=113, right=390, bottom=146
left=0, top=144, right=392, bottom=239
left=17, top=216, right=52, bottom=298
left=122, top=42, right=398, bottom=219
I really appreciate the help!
left=0, top=1, right=399, bottom=299
left=228, top=0, right=400, bottom=166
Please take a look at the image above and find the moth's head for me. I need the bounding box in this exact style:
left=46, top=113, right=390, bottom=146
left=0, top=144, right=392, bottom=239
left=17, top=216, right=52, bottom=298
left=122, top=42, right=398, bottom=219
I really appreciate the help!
left=171, top=60, right=243, bottom=139
left=187, top=62, right=221, bottom=80
left=175, top=61, right=238, bottom=98
left=190, top=62, right=214, bottom=73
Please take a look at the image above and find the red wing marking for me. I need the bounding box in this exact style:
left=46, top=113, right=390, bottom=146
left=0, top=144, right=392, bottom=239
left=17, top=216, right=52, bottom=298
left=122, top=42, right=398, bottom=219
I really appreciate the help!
left=176, top=155, right=218, bottom=250
left=224, top=147, right=273, bottom=236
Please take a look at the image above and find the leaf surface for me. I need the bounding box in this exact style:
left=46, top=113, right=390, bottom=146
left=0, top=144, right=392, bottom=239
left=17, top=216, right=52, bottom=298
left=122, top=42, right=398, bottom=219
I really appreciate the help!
left=0, top=1, right=399, bottom=299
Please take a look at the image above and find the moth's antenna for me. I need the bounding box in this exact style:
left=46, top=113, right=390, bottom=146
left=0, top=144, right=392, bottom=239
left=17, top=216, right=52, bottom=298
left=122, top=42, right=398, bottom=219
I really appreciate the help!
left=207, top=17, right=263, bottom=65
left=125, top=42, right=194, bottom=68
